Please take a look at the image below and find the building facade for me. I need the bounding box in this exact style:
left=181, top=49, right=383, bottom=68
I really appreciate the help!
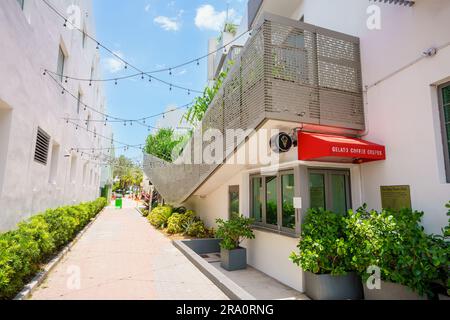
left=0, top=0, right=112, bottom=231
left=144, top=0, right=450, bottom=292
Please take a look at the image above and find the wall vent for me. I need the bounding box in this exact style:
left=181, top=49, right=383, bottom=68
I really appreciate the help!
left=34, top=127, right=51, bottom=165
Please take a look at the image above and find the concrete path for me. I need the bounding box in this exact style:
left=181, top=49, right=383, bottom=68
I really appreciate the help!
left=30, top=199, right=228, bottom=300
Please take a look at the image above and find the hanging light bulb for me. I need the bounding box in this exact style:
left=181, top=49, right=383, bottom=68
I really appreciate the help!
left=96, top=42, right=100, bottom=50
left=188, top=90, right=191, bottom=95
left=169, top=85, right=172, bottom=91
left=89, top=80, right=92, bottom=86
left=124, top=63, right=128, bottom=70
left=115, top=79, right=118, bottom=85
left=62, top=89, right=65, bottom=94
left=148, top=76, right=152, bottom=83
left=65, top=77, right=68, bottom=83
left=197, top=60, right=200, bottom=66
left=43, top=70, right=47, bottom=76
left=141, top=73, right=144, bottom=80
left=169, top=68, right=172, bottom=75
left=63, top=19, right=67, bottom=27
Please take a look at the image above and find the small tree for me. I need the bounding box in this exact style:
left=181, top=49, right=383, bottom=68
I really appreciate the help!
left=215, top=214, right=255, bottom=250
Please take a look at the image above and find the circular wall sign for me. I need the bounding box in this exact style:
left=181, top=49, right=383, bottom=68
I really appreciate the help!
left=270, top=132, right=293, bottom=153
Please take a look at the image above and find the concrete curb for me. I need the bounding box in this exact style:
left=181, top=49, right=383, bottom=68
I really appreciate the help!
left=173, top=240, right=256, bottom=301
left=14, top=206, right=110, bottom=300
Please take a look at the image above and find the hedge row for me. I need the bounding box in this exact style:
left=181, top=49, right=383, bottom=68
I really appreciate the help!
left=0, top=197, right=107, bottom=300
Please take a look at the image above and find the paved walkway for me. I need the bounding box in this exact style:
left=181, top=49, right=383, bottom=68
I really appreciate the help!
left=30, top=199, right=228, bottom=300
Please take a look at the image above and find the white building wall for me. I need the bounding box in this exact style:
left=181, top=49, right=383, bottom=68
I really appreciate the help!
left=0, top=0, right=109, bottom=231
left=294, top=0, right=450, bottom=234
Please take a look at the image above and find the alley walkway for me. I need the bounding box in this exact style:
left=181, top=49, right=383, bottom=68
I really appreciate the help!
left=30, top=199, right=228, bottom=300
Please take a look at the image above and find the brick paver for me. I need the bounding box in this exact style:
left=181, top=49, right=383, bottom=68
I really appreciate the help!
left=30, top=199, right=228, bottom=300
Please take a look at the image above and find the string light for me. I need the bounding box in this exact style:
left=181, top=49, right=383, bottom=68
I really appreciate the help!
left=41, top=0, right=251, bottom=94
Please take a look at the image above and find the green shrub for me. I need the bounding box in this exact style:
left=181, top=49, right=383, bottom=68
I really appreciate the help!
left=215, top=214, right=255, bottom=250
left=140, top=209, right=149, bottom=217
left=148, top=206, right=173, bottom=229
left=184, top=220, right=212, bottom=238
left=0, top=197, right=107, bottom=300
left=290, top=208, right=351, bottom=276
left=346, top=206, right=448, bottom=298
left=167, top=210, right=196, bottom=235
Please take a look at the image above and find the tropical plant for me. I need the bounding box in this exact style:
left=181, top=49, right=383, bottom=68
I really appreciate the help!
left=167, top=210, right=196, bottom=235
left=215, top=214, right=255, bottom=250
left=183, top=61, right=234, bottom=126
left=184, top=221, right=211, bottom=239
left=144, top=128, right=187, bottom=162
left=345, top=206, right=448, bottom=298
left=0, top=198, right=107, bottom=300
left=147, top=205, right=173, bottom=229
left=112, top=155, right=143, bottom=190
left=290, top=208, right=351, bottom=276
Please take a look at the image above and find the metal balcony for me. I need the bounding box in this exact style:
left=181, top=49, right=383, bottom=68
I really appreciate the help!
left=144, top=13, right=364, bottom=204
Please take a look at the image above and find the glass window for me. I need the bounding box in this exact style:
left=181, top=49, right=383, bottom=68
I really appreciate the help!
left=440, top=84, right=450, bottom=182
left=251, top=177, right=262, bottom=222
left=310, top=173, right=326, bottom=210
left=281, top=174, right=295, bottom=229
left=265, top=176, right=278, bottom=226
left=229, top=186, right=239, bottom=218
left=330, top=174, right=348, bottom=215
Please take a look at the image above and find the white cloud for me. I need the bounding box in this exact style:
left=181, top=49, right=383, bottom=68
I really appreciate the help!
left=194, top=4, right=238, bottom=31
left=144, top=4, right=151, bottom=12
left=103, top=51, right=125, bottom=74
left=154, top=10, right=183, bottom=31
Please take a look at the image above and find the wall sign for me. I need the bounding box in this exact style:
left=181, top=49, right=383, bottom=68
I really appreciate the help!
left=380, top=185, right=412, bottom=211
left=270, top=132, right=293, bottom=154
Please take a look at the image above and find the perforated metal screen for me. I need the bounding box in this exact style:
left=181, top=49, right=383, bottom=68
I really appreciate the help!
left=144, top=14, right=364, bottom=204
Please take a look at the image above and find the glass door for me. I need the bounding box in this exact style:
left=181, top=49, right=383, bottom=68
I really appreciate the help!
left=309, top=170, right=351, bottom=215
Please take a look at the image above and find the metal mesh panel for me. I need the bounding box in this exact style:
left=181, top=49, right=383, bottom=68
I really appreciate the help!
left=144, top=15, right=364, bottom=204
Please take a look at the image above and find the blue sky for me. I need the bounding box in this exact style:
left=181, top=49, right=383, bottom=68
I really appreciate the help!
left=92, top=0, right=246, bottom=161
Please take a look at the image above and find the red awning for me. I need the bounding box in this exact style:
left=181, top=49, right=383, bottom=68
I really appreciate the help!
left=298, top=132, right=386, bottom=164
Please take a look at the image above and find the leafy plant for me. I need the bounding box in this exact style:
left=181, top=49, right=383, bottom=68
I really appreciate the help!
left=290, top=208, right=351, bottom=276
left=167, top=210, right=196, bottom=235
left=144, top=128, right=188, bottom=162
left=183, top=61, right=234, bottom=126
left=184, top=221, right=212, bottom=239
left=345, top=206, right=448, bottom=298
left=215, top=214, right=255, bottom=250
left=0, top=198, right=107, bottom=300
left=147, top=206, right=173, bottom=229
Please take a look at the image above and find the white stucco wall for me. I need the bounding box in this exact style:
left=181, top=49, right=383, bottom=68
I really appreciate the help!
left=291, top=0, right=450, bottom=234
left=0, top=0, right=110, bottom=231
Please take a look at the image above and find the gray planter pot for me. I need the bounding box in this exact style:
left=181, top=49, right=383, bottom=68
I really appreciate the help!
left=305, top=272, right=363, bottom=300
left=363, top=280, right=427, bottom=300
left=220, top=247, right=247, bottom=271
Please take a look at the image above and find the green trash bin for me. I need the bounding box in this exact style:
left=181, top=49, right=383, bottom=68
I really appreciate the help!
left=115, top=198, right=123, bottom=209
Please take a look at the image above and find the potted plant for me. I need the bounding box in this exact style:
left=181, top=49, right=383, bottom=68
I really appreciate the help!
left=346, top=206, right=448, bottom=300
left=290, top=208, right=363, bottom=300
left=215, top=214, right=255, bottom=271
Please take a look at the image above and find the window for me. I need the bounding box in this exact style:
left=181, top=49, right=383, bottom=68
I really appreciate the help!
left=439, top=83, right=450, bottom=182
left=77, top=91, right=83, bottom=114
left=48, top=143, right=60, bottom=183
left=34, top=127, right=50, bottom=165
left=70, top=155, right=77, bottom=183
left=16, top=0, right=24, bottom=10
left=250, top=171, right=296, bottom=233
left=57, top=46, right=66, bottom=82
left=309, top=170, right=351, bottom=215
left=229, top=186, right=240, bottom=218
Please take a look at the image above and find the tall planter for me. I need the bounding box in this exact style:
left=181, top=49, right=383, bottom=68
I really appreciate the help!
left=363, top=280, right=427, bottom=300
left=305, top=272, right=363, bottom=300
left=221, top=247, right=247, bottom=271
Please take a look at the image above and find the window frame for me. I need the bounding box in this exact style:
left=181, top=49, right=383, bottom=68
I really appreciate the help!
left=438, top=82, right=450, bottom=183
left=57, top=46, right=66, bottom=83
left=308, top=169, right=352, bottom=214
left=250, top=170, right=297, bottom=235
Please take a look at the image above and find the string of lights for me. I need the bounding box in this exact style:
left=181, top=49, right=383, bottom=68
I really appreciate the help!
left=41, top=0, right=250, bottom=80
left=66, top=120, right=144, bottom=150
left=46, top=72, right=193, bottom=127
